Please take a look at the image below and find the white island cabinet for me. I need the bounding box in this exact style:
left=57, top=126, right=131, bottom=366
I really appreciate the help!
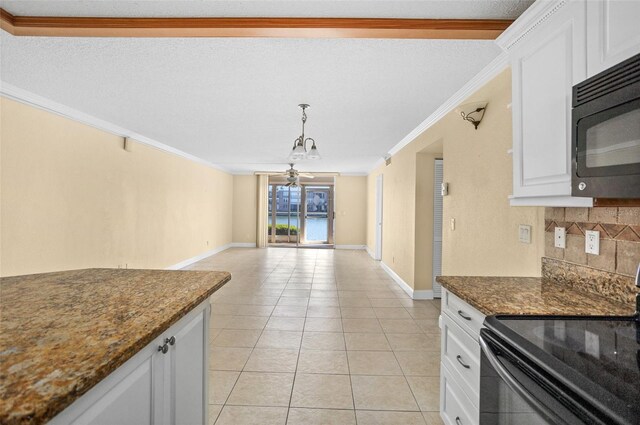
left=440, top=288, right=486, bottom=425
left=49, top=299, right=211, bottom=425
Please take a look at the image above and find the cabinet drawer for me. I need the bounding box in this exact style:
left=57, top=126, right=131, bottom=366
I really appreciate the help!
left=442, top=289, right=485, bottom=340
left=441, top=362, right=479, bottom=425
left=441, top=312, right=480, bottom=407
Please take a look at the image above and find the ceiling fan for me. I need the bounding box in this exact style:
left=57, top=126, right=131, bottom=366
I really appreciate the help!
left=271, top=163, right=314, bottom=187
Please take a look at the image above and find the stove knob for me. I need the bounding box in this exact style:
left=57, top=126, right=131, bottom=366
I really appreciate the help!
left=578, top=182, right=587, bottom=191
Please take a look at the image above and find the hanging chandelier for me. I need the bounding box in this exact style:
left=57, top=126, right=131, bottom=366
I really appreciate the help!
left=288, top=104, right=321, bottom=161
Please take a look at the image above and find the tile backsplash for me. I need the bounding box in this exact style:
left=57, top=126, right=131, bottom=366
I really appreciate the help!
left=545, top=207, right=640, bottom=277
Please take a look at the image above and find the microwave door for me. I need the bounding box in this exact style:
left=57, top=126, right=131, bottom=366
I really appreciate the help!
left=576, top=98, right=640, bottom=179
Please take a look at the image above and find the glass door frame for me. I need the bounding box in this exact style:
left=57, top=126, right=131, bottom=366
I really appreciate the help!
left=300, top=185, right=334, bottom=245
left=268, top=184, right=301, bottom=245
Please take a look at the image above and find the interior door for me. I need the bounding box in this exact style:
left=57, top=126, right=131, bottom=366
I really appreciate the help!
left=375, top=175, right=383, bottom=260
left=303, top=187, right=331, bottom=244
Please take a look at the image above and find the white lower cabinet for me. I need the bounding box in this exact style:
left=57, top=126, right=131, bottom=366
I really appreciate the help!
left=50, top=299, right=211, bottom=425
left=440, top=288, right=485, bottom=425
left=441, top=363, right=479, bottom=425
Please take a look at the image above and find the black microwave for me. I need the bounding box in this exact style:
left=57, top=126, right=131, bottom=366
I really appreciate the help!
left=572, top=53, right=640, bottom=198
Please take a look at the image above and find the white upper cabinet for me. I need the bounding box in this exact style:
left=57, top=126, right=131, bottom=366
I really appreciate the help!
left=587, top=0, right=640, bottom=77
left=498, top=0, right=593, bottom=207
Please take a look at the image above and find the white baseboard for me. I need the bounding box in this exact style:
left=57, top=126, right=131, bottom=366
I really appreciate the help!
left=412, top=290, right=435, bottom=300
left=380, top=261, right=434, bottom=300
left=335, top=245, right=366, bottom=250
left=365, top=246, right=376, bottom=259
left=166, top=243, right=232, bottom=270
left=230, top=242, right=257, bottom=248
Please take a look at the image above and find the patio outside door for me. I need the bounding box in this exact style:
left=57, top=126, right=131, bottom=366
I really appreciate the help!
left=303, top=186, right=333, bottom=245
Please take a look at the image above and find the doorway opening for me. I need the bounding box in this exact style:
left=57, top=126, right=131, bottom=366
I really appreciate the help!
left=267, top=177, right=334, bottom=247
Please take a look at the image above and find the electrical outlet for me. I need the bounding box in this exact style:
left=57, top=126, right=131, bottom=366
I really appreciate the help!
left=554, top=227, right=566, bottom=249
left=519, top=224, right=532, bottom=244
left=585, top=230, right=600, bottom=255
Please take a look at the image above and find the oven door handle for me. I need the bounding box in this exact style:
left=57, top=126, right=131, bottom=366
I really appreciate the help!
left=479, top=334, right=569, bottom=425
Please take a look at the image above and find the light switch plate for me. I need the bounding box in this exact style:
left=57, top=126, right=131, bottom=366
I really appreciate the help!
left=554, top=227, right=566, bottom=249
left=585, top=230, right=600, bottom=255
left=519, top=224, right=532, bottom=244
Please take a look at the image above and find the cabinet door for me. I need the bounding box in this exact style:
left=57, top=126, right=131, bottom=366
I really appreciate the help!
left=169, top=305, right=209, bottom=425
left=587, top=0, right=640, bottom=77
left=51, top=343, right=165, bottom=425
left=511, top=1, right=591, bottom=206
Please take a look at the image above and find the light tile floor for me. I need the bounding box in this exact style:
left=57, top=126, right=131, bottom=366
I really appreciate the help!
left=186, top=247, right=444, bottom=425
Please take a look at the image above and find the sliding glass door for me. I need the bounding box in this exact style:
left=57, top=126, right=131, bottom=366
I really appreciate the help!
left=267, top=182, right=334, bottom=246
left=268, top=184, right=301, bottom=244
left=303, top=187, right=332, bottom=244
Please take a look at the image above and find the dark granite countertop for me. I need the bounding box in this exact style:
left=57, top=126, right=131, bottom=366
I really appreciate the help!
left=0, top=268, right=231, bottom=425
left=436, top=275, right=635, bottom=317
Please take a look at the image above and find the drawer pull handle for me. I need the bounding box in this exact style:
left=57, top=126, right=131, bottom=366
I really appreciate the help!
left=157, top=343, right=169, bottom=354
left=457, top=310, right=472, bottom=321
left=456, top=417, right=463, bottom=425
left=456, top=355, right=471, bottom=369
left=165, top=336, right=176, bottom=346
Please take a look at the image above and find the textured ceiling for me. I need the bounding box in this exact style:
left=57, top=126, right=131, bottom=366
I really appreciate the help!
left=2, top=1, right=534, bottom=19
left=0, top=1, right=533, bottom=174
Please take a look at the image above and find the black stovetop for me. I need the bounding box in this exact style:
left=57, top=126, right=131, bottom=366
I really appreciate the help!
left=485, top=315, right=640, bottom=425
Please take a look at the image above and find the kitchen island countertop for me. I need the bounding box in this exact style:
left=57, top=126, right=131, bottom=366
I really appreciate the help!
left=0, top=268, right=231, bottom=425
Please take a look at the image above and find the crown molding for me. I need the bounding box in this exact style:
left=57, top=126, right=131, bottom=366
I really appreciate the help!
left=367, top=158, right=386, bottom=174
left=380, top=52, right=509, bottom=162
left=0, top=82, right=231, bottom=174
left=496, top=0, right=568, bottom=51
left=338, top=172, right=368, bottom=177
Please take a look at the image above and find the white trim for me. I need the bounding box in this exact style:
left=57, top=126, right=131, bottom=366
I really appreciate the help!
left=380, top=261, right=434, bottom=300
left=335, top=244, right=366, bottom=250
left=496, top=0, right=568, bottom=51
left=367, top=158, right=385, bottom=174
left=379, top=53, right=509, bottom=161
left=166, top=244, right=232, bottom=270
left=508, top=195, right=593, bottom=207
left=339, top=172, right=368, bottom=177
left=412, top=290, right=434, bottom=301
left=230, top=242, right=257, bottom=248
left=365, top=246, right=376, bottom=259
left=380, top=261, right=413, bottom=297
left=0, top=82, right=231, bottom=173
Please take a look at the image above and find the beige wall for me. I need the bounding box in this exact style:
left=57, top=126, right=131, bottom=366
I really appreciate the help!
left=366, top=69, right=544, bottom=291
left=232, top=175, right=258, bottom=244
left=334, top=176, right=367, bottom=246
left=1, top=97, right=233, bottom=277
left=441, top=70, right=544, bottom=276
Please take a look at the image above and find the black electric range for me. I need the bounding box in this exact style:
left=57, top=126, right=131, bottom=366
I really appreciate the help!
left=479, top=314, right=640, bottom=425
